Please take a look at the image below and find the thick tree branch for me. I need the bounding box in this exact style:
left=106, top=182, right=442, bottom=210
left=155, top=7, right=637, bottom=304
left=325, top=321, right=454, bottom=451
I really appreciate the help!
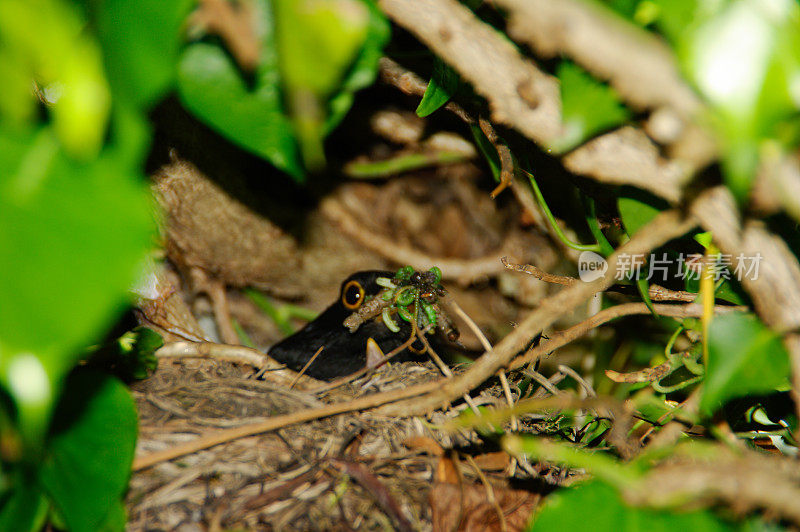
left=379, top=0, right=563, bottom=144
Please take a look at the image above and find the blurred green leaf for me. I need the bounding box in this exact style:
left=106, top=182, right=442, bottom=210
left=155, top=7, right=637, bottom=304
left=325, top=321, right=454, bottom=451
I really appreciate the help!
left=678, top=0, right=800, bottom=199
left=618, top=190, right=668, bottom=237
left=649, top=0, right=700, bottom=43
left=0, top=48, right=36, bottom=126
left=97, top=0, right=193, bottom=108
left=97, top=499, right=127, bottom=532
left=120, top=327, right=162, bottom=381
left=602, top=0, right=641, bottom=19
left=178, top=0, right=386, bottom=175
left=89, top=327, right=162, bottom=382
left=528, top=481, right=733, bottom=532
left=0, top=127, right=153, bottom=442
left=416, top=58, right=460, bottom=117
left=0, top=471, right=49, bottom=532
left=551, top=61, right=630, bottom=153
left=40, top=370, right=137, bottom=532
left=0, top=0, right=111, bottom=159
left=701, top=313, right=791, bottom=416
left=274, top=0, right=370, bottom=169
left=326, top=0, right=390, bottom=132
left=177, top=42, right=302, bottom=179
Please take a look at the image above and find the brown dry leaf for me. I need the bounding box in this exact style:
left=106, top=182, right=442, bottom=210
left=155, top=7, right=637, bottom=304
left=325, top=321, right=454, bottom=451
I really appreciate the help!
left=134, top=264, right=207, bottom=341
left=472, top=451, right=511, bottom=471
left=435, top=456, right=461, bottom=484
left=403, top=436, right=446, bottom=457
left=429, top=482, right=540, bottom=532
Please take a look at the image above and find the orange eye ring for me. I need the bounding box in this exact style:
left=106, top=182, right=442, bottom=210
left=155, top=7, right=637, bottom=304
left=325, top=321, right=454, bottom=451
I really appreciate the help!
left=342, top=280, right=365, bottom=310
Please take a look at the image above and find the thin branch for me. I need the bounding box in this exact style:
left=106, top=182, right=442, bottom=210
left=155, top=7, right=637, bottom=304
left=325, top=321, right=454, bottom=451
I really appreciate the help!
left=377, top=209, right=697, bottom=416
left=320, top=195, right=518, bottom=284
left=509, top=302, right=746, bottom=370
left=501, top=256, right=699, bottom=303
left=156, top=341, right=273, bottom=370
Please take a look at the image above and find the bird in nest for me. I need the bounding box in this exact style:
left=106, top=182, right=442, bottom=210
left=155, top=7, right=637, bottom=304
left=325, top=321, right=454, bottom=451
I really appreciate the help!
left=267, top=267, right=459, bottom=380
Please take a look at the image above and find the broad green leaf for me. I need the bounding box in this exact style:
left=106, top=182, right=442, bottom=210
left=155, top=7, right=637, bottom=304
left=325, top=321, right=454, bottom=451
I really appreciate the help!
left=274, top=0, right=370, bottom=169
left=416, top=58, right=461, bottom=117
left=40, top=370, right=138, bottom=532
left=528, top=481, right=733, bottom=532
left=700, top=313, right=791, bottom=416
left=0, top=127, right=153, bottom=442
left=0, top=470, right=49, bottom=532
left=551, top=61, right=630, bottom=153
left=177, top=42, right=302, bottom=179
left=618, top=190, right=668, bottom=237
left=96, top=0, right=193, bottom=108
left=274, top=0, right=368, bottom=96
left=326, top=0, right=390, bottom=132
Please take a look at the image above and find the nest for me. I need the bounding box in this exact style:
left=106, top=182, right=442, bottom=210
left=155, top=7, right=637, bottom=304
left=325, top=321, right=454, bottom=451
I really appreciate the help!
left=128, top=354, right=567, bottom=530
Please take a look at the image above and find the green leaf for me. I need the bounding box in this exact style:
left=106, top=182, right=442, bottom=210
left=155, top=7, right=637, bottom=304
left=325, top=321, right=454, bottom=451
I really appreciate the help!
left=96, top=0, right=193, bottom=108
left=326, top=0, right=390, bottom=131
left=700, top=313, right=791, bottom=416
left=618, top=190, right=668, bottom=237
left=416, top=58, right=461, bottom=117
left=177, top=0, right=303, bottom=179
left=89, top=327, right=162, bottom=382
left=0, top=48, right=36, bottom=126
left=602, top=0, right=642, bottom=20
left=97, top=499, right=127, bottom=532
left=635, top=277, right=656, bottom=315
left=0, top=470, right=49, bottom=532
left=274, top=0, right=371, bottom=169
left=693, top=231, right=713, bottom=248
left=470, top=124, right=501, bottom=181
left=678, top=0, right=800, bottom=200
left=177, top=42, right=302, bottom=179
left=40, top=370, right=138, bottom=532
left=528, top=481, right=733, bottom=532
left=0, top=127, right=153, bottom=443
left=649, top=0, right=701, bottom=43
left=551, top=61, right=630, bottom=153
left=0, top=0, right=111, bottom=159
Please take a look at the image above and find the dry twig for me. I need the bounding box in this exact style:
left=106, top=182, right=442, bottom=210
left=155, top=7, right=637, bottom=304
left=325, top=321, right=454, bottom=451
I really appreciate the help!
left=378, top=209, right=696, bottom=416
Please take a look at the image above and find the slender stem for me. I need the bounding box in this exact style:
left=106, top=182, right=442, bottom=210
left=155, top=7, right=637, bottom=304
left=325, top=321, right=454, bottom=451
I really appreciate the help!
left=523, top=168, right=601, bottom=253
left=582, top=193, right=615, bottom=256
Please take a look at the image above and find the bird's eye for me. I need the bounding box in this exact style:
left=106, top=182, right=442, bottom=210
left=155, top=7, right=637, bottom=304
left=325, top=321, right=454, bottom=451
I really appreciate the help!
left=342, top=280, right=365, bottom=310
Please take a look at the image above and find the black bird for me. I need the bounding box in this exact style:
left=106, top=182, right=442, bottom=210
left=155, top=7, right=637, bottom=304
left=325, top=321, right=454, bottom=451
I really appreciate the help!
left=268, top=270, right=428, bottom=380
